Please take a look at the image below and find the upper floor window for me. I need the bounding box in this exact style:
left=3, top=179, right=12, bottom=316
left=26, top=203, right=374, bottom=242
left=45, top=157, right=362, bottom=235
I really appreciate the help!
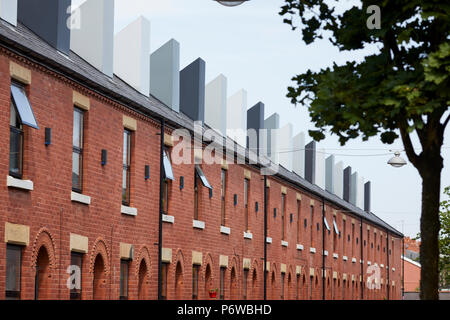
left=194, top=165, right=212, bottom=221
left=122, top=129, right=132, bottom=205
left=244, top=178, right=249, bottom=232
left=9, top=82, right=39, bottom=178
left=310, top=205, right=314, bottom=247
left=72, top=108, right=84, bottom=192
left=221, top=169, right=227, bottom=226
left=192, top=265, right=200, bottom=299
left=6, top=244, right=22, bottom=300
left=296, top=200, right=301, bottom=244
left=281, top=193, right=286, bottom=241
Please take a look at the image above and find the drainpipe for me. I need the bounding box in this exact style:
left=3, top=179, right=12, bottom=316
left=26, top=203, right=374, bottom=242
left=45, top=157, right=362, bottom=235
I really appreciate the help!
left=157, top=118, right=165, bottom=300
left=360, top=217, right=364, bottom=300
left=387, top=231, right=390, bottom=300
left=402, top=236, right=405, bottom=300
left=263, top=175, right=267, bottom=300
left=322, top=197, right=325, bottom=300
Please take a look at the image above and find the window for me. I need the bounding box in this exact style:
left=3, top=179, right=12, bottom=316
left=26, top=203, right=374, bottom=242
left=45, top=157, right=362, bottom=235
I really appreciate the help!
left=194, top=165, right=212, bottom=220
left=243, top=270, right=248, bottom=299
left=310, top=205, right=314, bottom=247
left=72, top=108, right=84, bottom=192
left=343, top=220, right=346, bottom=256
left=162, top=178, right=169, bottom=215
left=296, top=200, right=301, bottom=244
left=161, top=263, right=169, bottom=300
left=352, top=224, right=355, bottom=257
left=296, top=274, right=300, bottom=300
left=70, top=252, right=83, bottom=300
left=122, top=129, right=132, bottom=205
left=333, top=217, right=339, bottom=252
left=163, top=149, right=175, bottom=181
left=221, top=169, right=227, bottom=226
left=244, top=178, right=249, bottom=232
left=281, top=193, right=286, bottom=241
left=281, top=273, right=285, bottom=300
left=220, top=267, right=226, bottom=300
left=309, top=276, right=313, bottom=300
left=120, top=260, right=129, bottom=300
left=192, top=265, right=200, bottom=299
left=162, top=148, right=174, bottom=215
left=9, top=82, right=38, bottom=178
left=6, top=245, right=22, bottom=300
left=9, top=98, right=23, bottom=178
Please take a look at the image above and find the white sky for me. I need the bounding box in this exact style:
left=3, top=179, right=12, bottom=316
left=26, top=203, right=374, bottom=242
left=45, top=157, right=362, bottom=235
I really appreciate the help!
left=73, top=0, right=450, bottom=237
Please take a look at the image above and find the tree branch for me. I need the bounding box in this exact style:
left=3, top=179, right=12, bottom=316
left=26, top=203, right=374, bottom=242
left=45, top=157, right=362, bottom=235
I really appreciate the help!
left=399, top=124, right=420, bottom=168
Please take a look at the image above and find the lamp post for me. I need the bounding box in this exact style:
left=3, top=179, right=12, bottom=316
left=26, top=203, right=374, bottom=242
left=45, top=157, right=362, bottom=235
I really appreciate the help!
left=214, top=0, right=249, bottom=7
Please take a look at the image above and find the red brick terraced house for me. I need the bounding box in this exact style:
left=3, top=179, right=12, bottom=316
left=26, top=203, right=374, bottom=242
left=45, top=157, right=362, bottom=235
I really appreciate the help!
left=0, top=3, right=403, bottom=300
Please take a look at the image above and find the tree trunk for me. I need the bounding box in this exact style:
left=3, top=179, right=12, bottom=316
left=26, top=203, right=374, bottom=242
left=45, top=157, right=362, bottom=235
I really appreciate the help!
left=419, top=156, right=443, bottom=300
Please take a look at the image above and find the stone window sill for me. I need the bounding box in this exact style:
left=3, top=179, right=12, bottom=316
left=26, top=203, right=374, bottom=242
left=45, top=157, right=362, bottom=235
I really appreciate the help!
left=193, top=220, right=205, bottom=230
left=244, top=232, right=253, bottom=240
left=162, top=214, right=174, bottom=224
left=220, top=226, right=231, bottom=235
left=121, top=205, right=137, bottom=216
left=7, top=175, right=33, bottom=191
left=71, top=191, right=91, bottom=205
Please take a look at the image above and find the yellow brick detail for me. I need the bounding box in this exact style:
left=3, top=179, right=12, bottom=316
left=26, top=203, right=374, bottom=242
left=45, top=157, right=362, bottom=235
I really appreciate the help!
left=10, top=61, right=31, bottom=84
left=162, top=248, right=172, bottom=263
left=123, top=115, right=137, bottom=131
left=73, top=91, right=90, bottom=111
left=70, top=233, right=88, bottom=253
left=192, top=251, right=202, bottom=265
left=5, top=222, right=30, bottom=246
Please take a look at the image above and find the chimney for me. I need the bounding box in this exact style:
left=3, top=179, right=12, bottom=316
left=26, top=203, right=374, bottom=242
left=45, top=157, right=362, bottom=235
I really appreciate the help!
left=150, top=39, right=180, bottom=112
left=17, top=0, right=71, bottom=54
left=246, top=102, right=265, bottom=155
left=343, top=166, right=352, bottom=202
left=226, top=89, right=247, bottom=147
left=0, top=0, right=17, bottom=26
left=264, top=113, right=280, bottom=163
left=364, top=181, right=371, bottom=212
left=350, top=171, right=358, bottom=205
left=325, top=155, right=335, bottom=193
left=305, top=141, right=316, bottom=184
left=357, top=176, right=365, bottom=209
left=278, top=123, right=293, bottom=171
left=292, top=132, right=305, bottom=178
left=205, top=74, right=227, bottom=136
left=315, top=147, right=325, bottom=189
left=114, top=16, right=150, bottom=96
left=70, top=0, right=115, bottom=77
left=334, top=161, right=344, bottom=198
left=180, top=58, right=206, bottom=123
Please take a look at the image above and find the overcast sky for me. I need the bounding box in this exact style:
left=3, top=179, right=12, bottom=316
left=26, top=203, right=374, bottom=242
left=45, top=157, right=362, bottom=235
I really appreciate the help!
left=73, top=0, right=450, bottom=238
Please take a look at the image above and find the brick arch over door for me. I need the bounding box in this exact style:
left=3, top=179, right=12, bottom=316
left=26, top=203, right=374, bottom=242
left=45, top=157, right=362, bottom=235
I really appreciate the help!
left=89, top=238, right=110, bottom=300
left=203, top=253, right=214, bottom=300
left=31, top=228, right=57, bottom=300
left=173, top=249, right=185, bottom=300
left=250, top=259, right=259, bottom=300
left=134, top=246, right=152, bottom=300
left=229, top=256, right=239, bottom=300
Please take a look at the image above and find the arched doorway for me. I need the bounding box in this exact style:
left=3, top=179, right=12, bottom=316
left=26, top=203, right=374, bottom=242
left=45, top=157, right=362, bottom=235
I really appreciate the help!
left=271, top=272, right=276, bottom=300
left=138, top=259, right=149, bottom=300
left=251, top=269, right=257, bottom=299
left=35, top=246, right=50, bottom=300
left=175, top=262, right=184, bottom=300
left=205, top=264, right=212, bottom=299
left=93, top=254, right=107, bottom=300
left=287, top=274, right=292, bottom=300
left=230, top=267, right=238, bottom=300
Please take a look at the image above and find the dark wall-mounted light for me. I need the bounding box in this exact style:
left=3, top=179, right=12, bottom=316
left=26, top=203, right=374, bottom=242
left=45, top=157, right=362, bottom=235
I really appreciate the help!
left=145, top=165, right=150, bottom=180
left=290, top=213, right=293, bottom=223
left=101, top=149, right=107, bottom=166
left=304, top=219, right=307, bottom=228
left=209, top=188, right=213, bottom=199
left=317, top=223, right=320, bottom=231
left=273, top=208, right=277, bottom=218
left=234, top=194, right=238, bottom=206
left=45, top=127, right=51, bottom=146
left=255, top=202, right=259, bottom=213
left=180, top=176, right=184, bottom=190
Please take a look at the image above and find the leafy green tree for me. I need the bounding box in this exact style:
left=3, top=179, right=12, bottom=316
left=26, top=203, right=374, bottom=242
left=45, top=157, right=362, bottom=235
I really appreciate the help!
left=439, top=187, right=450, bottom=289
left=279, top=0, right=449, bottom=299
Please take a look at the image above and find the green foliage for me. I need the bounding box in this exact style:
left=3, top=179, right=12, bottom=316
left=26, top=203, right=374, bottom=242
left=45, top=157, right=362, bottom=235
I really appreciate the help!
left=439, top=187, right=450, bottom=288
left=279, top=0, right=450, bottom=148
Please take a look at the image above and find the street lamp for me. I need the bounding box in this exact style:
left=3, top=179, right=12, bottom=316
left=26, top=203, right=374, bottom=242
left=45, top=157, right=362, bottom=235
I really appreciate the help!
left=215, top=0, right=249, bottom=7
left=388, top=151, right=407, bottom=168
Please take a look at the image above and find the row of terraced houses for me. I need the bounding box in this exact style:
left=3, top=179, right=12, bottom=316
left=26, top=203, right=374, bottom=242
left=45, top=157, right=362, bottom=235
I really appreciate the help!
left=0, top=0, right=403, bottom=300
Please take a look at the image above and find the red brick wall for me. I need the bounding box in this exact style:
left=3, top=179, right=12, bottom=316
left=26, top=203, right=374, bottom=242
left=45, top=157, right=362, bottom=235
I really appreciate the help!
left=0, top=48, right=403, bottom=300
